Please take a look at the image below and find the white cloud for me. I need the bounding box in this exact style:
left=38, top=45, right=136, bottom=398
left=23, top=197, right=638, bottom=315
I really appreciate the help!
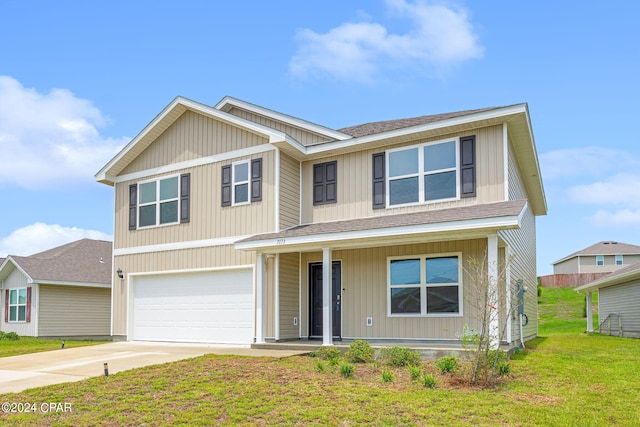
left=0, top=76, right=127, bottom=189
left=289, top=0, right=483, bottom=82
left=567, top=173, right=640, bottom=207
left=540, top=147, right=639, bottom=181
left=590, top=209, right=640, bottom=228
left=0, top=223, right=112, bottom=258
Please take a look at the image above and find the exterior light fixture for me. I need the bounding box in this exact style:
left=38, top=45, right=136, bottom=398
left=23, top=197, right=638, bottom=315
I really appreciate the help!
left=117, top=268, right=124, bottom=279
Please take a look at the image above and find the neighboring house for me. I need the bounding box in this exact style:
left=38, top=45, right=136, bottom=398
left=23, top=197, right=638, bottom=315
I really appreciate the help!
left=540, top=241, right=640, bottom=288
left=576, top=261, right=640, bottom=338
left=95, top=96, right=546, bottom=347
left=0, top=239, right=112, bottom=338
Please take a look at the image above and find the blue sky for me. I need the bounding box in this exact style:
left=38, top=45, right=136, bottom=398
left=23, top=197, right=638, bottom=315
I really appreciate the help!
left=1, top=0, right=639, bottom=275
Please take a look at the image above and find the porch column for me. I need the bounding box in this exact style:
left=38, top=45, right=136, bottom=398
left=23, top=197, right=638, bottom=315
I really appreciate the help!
left=504, top=245, right=512, bottom=344
left=487, top=235, right=500, bottom=349
left=322, top=247, right=333, bottom=346
left=255, top=253, right=265, bottom=344
left=585, top=291, right=594, bottom=332
left=274, top=254, right=280, bottom=342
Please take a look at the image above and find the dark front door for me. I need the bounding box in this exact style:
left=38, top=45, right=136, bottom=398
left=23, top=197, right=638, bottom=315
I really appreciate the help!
left=309, top=261, right=341, bottom=339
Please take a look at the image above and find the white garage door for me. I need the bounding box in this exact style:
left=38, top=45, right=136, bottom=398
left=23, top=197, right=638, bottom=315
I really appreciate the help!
left=132, top=269, right=254, bottom=344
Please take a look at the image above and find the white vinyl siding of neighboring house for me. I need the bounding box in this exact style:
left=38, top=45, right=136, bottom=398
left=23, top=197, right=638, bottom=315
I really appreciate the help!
left=599, top=281, right=640, bottom=338
left=1, top=268, right=37, bottom=336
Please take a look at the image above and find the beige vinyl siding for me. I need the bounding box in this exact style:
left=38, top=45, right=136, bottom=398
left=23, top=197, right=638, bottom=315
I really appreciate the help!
left=599, top=281, right=640, bottom=338
left=111, top=245, right=255, bottom=337
left=278, top=253, right=300, bottom=340
left=301, top=125, right=506, bottom=224
left=121, top=111, right=269, bottom=175
left=114, top=151, right=276, bottom=250
left=0, top=267, right=36, bottom=337
left=226, top=107, right=331, bottom=146
left=299, top=239, right=488, bottom=340
left=279, top=152, right=301, bottom=230
left=501, top=139, right=538, bottom=341
left=578, top=255, right=640, bottom=274
left=554, top=258, right=580, bottom=274
left=38, top=285, right=110, bottom=337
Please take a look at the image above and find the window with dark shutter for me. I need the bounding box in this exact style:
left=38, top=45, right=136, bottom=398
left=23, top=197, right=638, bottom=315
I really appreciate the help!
left=251, top=158, right=262, bottom=202
left=372, top=152, right=385, bottom=209
left=129, top=184, right=137, bottom=230
left=313, top=161, right=337, bottom=205
left=460, top=135, right=476, bottom=198
left=221, top=165, right=232, bottom=207
left=180, top=173, right=190, bottom=223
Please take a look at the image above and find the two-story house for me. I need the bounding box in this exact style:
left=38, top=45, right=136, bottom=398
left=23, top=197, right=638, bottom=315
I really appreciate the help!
left=95, top=96, right=546, bottom=347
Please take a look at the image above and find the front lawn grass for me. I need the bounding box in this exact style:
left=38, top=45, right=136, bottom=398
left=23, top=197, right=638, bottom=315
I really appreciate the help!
left=0, top=337, right=107, bottom=358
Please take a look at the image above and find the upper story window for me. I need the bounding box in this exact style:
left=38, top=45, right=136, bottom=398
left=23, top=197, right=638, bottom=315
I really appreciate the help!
left=374, top=136, right=475, bottom=210
left=221, top=158, right=262, bottom=207
left=129, top=174, right=190, bottom=230
left=615, top=254, right=623, bottom=266
left=313, top=161, right=337, bottom=205
left=596, top=255, right=604, bottom=266
left=8, top=288, right=27, bottom=322
left=388, top=254, right=462, bottom=316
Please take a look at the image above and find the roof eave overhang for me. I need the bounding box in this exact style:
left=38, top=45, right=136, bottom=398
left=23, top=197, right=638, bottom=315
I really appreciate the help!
left=576, top=268, right=640, bottom=292
left=35, top=279, right=112, bottom=289
left=94, top=96, right=290, bottom=185
left=235, top=214, right=522, bottom=254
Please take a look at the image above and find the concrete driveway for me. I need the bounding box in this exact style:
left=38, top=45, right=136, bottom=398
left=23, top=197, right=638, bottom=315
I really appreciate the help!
left=0, top=341, right=304, bottom=394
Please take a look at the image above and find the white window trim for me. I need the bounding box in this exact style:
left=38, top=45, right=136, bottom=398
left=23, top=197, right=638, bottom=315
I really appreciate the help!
left=232, top=160, right=251, bottom=206
left=137, top=174, right=181, bottom=229
left=387, top=252, right=463, bottom=318
left=615, top=254, right=623, bottom=266
left=385, top=137, right=460, bottom=208
left=8, top=287, right=27, bottom=323
left=596, top=255, right=604, bottom=266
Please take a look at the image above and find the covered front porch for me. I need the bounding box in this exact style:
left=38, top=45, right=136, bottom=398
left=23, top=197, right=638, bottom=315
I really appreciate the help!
left=235, top=201, right=527, bottom=348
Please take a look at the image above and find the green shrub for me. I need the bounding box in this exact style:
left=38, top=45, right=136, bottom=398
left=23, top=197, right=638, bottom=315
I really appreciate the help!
left=0, top=331, right=19, bottom=341
left=436, top=355, right=459, bottom=374
left=345, top=339, right=374, bottom=363
left=422, top=373, right=437, bottom=388
left=378, top=346, right=421, bottom=367
left=340, top=362, right=355, bottom=378
left=498, top=361, right=510, bottom=376
left=328, top=356, right=340, bottom=367
left=312, top=346, right=341, bottom=361
left=316, top=360, right=326, bottom=373
left=381, top=369, right=394, bottom=383
left=408, top=365, right=423, bottom=380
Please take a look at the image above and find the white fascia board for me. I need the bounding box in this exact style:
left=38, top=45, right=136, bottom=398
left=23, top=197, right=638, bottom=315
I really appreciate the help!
left=576, top=268, right=640, bottom=292
left=35, top=280, right=111, bottom=289
left=214, top=96, right=353, bottom=141
left=95, top=96, right=288, bottom=185
left=235, top=214, right=522, bottom=252
left=114, top=235, right=253, bottom=256
left=305, top=104, right=529, bottom=156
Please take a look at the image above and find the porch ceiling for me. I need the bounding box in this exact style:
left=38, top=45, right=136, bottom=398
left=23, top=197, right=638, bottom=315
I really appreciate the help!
left=236, top=200, right=527, bottom=253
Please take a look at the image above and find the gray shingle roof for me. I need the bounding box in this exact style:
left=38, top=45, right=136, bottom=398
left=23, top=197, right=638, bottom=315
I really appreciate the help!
left=9, top=239, right=112, bottom=285
left=337, top=107, right=503, bottom=138
left=554, top=241, right=640, bottom=265
left=238, top=200, right=527, bottom=244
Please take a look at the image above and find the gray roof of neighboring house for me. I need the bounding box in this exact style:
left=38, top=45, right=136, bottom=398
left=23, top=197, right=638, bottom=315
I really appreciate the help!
left=554, top=241, right=640, bottom=265
left=576, top=260, right=640, bottom=292
left=3, top=239, right=112, bottom=285
left=238, top=199, right=527, bottom=244
left=337, top=107, right=503, bottom=138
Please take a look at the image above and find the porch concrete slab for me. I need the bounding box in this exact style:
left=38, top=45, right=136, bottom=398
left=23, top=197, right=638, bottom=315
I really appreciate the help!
left=0, top=341, right=305, bottom=394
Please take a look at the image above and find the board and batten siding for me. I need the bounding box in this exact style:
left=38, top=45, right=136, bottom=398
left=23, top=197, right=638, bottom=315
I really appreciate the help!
left=299, top=239, right=489, bottom=340
left=38, top=285, right=110, bottom=337
left=121, top=111, right=270, bottom=175
left=0, top=267, right=37, bottom=336
left=114, top=151, right=276, bottom=250
left=599, top=281, right=640, bottom=338
left=500, top=139, right=538, bottom=342
left=226, top=107, right=332, bottom=146
left=279, top=152, right=300, bottom=230
left=278, top=253, right=300, bottom=340
left=300, top=125, right=505, bottom=224
left=112, top=245, right=255, bottom=337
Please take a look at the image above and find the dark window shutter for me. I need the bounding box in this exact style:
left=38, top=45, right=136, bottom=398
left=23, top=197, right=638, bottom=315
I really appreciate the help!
left=325, top=161, right=337, bottom=203
left=128, top=184, right=137, bottom=230
left=251, top=158, right=262, bottom=202
left=180, top=173, right=190, bottom=223
left=313, top=164, right=325, bottom=205
left=26, top=287, right=32, bottom=323
left=460, top=135, right=476, bottom=198
left=372, top=152, right=386, bottom=209
left=4, top=289, right=8, bottom=323
left=221, top=165, right=232, bottom=207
